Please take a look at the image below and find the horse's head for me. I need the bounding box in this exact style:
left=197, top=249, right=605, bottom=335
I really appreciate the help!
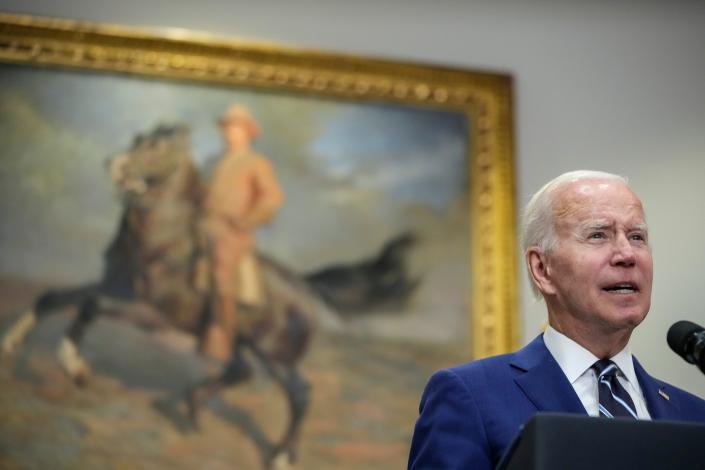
left=109, top=124, right=192, bottom=202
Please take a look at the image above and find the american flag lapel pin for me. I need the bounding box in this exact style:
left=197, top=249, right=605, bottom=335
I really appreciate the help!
left=658, top=389, right=670, bottom=401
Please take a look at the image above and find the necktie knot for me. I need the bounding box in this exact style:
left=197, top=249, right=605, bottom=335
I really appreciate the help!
left=592, top=359, right=619, bottom=378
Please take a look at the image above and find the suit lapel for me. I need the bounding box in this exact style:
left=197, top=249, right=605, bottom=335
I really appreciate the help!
left=511, top=335, right=587, bottom=414
left=633, top=357, right=679, bottom=419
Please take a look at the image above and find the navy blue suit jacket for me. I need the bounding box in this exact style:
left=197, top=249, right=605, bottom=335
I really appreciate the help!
left=408, top=335, right=705, bottom=469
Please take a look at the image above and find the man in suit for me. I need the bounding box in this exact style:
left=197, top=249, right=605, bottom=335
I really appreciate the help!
left=408, top=170, right=705, bottom=469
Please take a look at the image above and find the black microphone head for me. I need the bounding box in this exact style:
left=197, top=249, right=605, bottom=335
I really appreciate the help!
left=667, top=320, right=704, bottom=362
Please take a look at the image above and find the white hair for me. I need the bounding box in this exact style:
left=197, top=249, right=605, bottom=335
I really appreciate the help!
left=522, top=170, right=628, bottom=297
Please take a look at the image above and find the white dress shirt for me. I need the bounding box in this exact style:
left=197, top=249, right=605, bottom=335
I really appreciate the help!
left=543, top=325, right=651, bottom=419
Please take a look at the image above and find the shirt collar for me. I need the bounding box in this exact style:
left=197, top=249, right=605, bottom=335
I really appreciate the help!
left=610, top=344, right=639, bottom=387
left=543, top=325, right=637, bottom=385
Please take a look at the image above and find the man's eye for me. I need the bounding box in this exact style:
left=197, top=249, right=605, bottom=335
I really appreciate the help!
left=588, top=232, right=605, bottom=239
left=629, top=233, right=645, bottom=241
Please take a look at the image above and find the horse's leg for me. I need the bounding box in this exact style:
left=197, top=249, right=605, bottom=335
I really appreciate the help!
left=1, top=284, right=99, bottom=358
left=58, top=295, right=103, bottom=384
left=247, top=342, right=311, bottom=469
left=272, top=366, right=311, bottom=468
left=186, top=339, right=252, bottom=429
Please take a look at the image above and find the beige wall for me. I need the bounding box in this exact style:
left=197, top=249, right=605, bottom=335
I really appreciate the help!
left=2, top=0, right=705, bottom=395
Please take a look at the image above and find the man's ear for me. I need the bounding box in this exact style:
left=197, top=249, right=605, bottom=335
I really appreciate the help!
left=526, top=248, right=557, bottom=295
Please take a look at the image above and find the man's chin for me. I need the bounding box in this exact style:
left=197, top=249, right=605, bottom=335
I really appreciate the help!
left=602, top=308, right=648, bottom=331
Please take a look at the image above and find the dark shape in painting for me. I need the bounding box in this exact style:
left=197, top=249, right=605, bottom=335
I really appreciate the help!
left=305, top=232, right=421, bottom=314
left=0, top=123, right=421, bottom=469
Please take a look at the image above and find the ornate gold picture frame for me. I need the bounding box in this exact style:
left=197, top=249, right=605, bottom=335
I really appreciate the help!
left=0, top=12, right=517, bottom=469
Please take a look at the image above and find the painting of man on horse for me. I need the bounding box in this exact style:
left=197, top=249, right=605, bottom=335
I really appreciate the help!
left=0, top=64, right=468, bottom=469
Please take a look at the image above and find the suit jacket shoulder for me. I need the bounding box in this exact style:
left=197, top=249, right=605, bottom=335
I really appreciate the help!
left=408, top=335, right=585, bottom=470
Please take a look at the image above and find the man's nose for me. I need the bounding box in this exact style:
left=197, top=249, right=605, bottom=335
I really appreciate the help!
left=611, top=234, right=636, bottom=267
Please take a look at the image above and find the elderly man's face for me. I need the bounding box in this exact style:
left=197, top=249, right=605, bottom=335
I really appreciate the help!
left=541, top=179, right=653, bottom=335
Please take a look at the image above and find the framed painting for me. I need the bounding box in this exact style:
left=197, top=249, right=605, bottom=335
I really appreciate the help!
left=0, top=13, right=518, bottom=469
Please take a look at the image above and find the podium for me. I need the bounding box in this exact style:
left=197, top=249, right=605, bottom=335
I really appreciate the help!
left=496, top=413, right=705, bottom=470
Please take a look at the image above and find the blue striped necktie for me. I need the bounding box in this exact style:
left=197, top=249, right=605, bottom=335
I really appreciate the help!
left=592, top=359, right=638, bottom=419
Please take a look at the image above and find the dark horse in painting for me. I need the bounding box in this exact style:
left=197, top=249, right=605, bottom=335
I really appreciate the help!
left=0, top=125, right=322, bottom=469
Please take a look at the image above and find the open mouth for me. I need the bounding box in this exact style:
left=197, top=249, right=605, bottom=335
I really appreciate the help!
left=602, top=283, right=639, bottom=294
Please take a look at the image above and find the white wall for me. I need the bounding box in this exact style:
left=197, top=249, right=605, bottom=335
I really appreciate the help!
left=2, top=0, right=705, bottom=396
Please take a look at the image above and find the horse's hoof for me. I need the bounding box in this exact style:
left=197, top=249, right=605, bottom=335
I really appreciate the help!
left=270, top=451, right=293, bottom=470
left=1, top=311, right=37, bottom=358
left=57, top=337, right=91, bottom=385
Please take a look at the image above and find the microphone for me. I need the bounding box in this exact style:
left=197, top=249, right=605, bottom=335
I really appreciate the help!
left=667, top=320, right=705, bottom=374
